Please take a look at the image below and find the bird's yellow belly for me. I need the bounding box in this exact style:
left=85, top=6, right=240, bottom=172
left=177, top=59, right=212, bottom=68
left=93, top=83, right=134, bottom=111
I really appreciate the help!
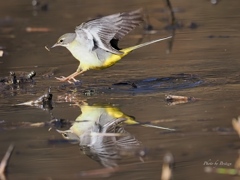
left=79, top=52, right=125, bottom=70
left=94, top=48, right=133, bottom=70
left=68, top=41, right=132, bottom=71
left=95, top=54, right=123, bottom=70
left=100, top=48, right=133, bottom=69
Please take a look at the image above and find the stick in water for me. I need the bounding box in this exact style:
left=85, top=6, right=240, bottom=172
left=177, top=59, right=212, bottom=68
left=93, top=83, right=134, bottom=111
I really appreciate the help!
left=0, top=144, right=14, bottom=175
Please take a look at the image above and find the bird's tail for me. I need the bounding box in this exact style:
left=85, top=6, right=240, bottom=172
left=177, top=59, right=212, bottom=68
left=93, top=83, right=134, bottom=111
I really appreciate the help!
left=122, top=36, right=172, bottom=54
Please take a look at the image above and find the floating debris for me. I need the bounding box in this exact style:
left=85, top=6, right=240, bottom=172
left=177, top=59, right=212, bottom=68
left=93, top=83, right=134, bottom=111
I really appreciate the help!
left=0, top=71, right=36, bottom=85
left=26, top=71, right=36, bottom=80
left=45, top=45, right=50, bottom=51
left=165, top=94, right=198, bottom=105
left=25, top=27, right=51, bottom=32
left=16, top=87, right=53, bottom=110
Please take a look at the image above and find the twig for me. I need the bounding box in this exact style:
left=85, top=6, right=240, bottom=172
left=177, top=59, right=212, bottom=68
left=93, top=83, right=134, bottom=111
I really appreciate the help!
left=0, top=144, right=14, bottom=177
left=165, top=94, right=199, bottom=105
left=165, top=0, right=175, bottom=24
left=161, top=152, right=174, bottom=180
left=164, top=0, right=176, bottom=53
left=45, top=45, right=50, bottom=51
left=141, top=124, right=176, bottom=131
left=25, top=27, right=51, bottom=32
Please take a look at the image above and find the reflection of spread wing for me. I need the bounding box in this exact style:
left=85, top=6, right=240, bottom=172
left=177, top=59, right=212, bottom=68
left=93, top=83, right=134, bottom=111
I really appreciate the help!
left=81, top=117, right=142, bottom=168
left=75, top=9, right=143, bottom=54
left=105, top=118, right=142, bottom=150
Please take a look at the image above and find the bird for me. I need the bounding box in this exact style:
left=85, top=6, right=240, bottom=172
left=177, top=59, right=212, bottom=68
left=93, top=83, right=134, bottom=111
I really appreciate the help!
left=56, top=103, right=175, bottom=140
left=51, top=9, right=171, bottom=83
left=56, top=103, right=142, bottom=168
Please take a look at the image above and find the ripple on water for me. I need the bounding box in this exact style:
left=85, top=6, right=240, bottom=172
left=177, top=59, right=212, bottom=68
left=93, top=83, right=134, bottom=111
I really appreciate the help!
left=109, top=73, right=204, bottom=94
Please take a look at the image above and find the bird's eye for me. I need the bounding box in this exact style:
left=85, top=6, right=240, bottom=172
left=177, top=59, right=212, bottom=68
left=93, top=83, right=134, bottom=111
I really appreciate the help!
left=62, top=133, right=68, bottom=138
left=59, top=39, right=63, bottom=43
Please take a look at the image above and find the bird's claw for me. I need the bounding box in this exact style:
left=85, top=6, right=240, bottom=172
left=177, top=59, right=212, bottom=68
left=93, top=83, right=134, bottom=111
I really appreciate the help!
left=55, top=76, right=68, bottom=82
left=55, top=76, right=81, bottom=84
left=68, top=77, right=81, bottom=85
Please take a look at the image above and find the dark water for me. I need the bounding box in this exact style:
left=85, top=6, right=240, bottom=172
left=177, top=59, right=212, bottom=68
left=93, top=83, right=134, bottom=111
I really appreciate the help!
left=0, top=0, right=240, bottom=179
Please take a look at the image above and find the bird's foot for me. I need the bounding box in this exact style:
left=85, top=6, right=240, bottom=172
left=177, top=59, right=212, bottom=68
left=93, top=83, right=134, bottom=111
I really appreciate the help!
left=55, top=76, right=69, bottom=82
left=55, top=76, right=81, bottom=84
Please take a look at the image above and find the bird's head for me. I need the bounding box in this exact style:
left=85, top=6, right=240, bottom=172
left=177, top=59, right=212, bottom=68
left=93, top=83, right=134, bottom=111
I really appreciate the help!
left=51, top=33, right=76, bottom=48
left=56, top=129, right=80, bottom=144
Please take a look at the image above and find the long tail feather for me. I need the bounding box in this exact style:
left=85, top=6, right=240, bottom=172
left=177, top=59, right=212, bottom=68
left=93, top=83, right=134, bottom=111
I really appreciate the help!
left=132, top=36, right=172, bottom=50
left=124, top=36, right=172, bottom=53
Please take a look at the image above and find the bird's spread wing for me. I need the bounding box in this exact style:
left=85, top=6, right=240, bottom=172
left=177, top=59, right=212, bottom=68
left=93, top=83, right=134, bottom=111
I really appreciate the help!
left=75, top=9, right=143, bottom=54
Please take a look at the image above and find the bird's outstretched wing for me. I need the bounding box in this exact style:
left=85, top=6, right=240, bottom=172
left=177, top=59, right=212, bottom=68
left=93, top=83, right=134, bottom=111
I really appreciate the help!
left=75, top=9, right=143, bottom=54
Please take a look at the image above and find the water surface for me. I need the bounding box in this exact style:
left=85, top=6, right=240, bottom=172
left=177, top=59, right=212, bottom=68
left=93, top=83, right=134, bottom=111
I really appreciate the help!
left=0, top=0, right=240, bottom=179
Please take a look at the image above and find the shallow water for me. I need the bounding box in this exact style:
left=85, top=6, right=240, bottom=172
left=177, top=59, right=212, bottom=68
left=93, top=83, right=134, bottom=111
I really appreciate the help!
left=0, top=0, right=240, bottom=179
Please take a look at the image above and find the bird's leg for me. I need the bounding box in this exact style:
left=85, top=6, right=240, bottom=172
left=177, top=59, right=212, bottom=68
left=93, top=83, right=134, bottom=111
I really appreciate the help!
left=55, top=71, right=84, bottom=82
left=55, top=70, right=85, bottom=82
left=55, top=72, right=78, bottom=82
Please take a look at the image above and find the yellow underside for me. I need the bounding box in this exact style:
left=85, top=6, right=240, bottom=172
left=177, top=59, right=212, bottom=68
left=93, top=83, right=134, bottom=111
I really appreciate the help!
left=105, top=107, right=139, bottom=125
left=93, top=47, right=135, bottom=70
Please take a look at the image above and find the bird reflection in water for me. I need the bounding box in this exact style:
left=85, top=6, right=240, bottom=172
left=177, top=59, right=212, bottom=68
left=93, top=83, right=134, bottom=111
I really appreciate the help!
left=57, top=103, right=144, bottom=172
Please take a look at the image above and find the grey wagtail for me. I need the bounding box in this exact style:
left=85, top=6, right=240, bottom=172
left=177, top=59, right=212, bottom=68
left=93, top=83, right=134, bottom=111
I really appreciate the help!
left=51, top=9, right=172, bottom=82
